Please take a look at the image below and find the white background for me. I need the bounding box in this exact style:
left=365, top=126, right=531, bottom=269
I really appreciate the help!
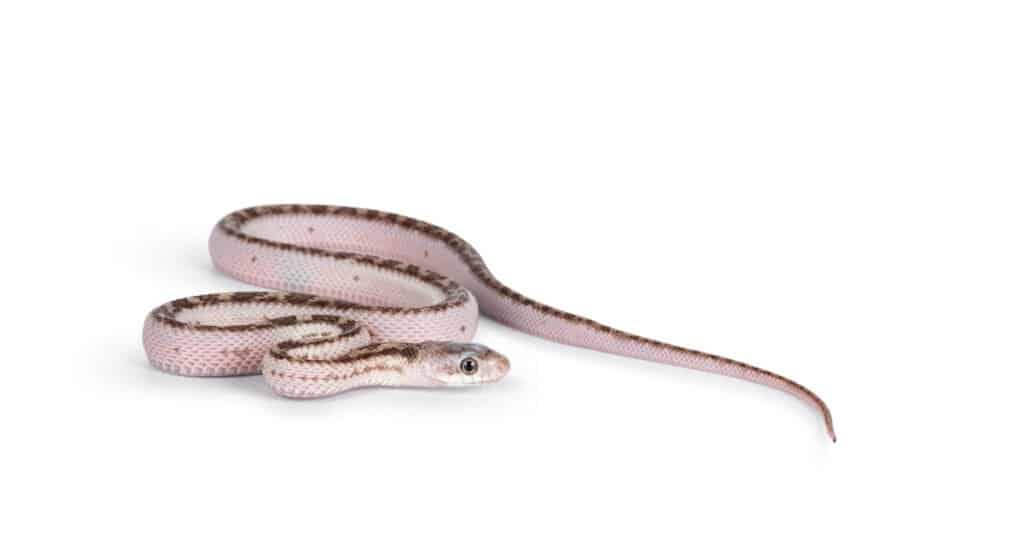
left=2, top=1, right=1022, bottom=533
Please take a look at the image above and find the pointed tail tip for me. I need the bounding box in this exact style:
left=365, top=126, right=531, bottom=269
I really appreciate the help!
left=823, top=408, right=836, bottom=443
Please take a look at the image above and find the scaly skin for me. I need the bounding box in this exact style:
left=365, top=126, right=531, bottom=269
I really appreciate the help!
left=143, top=204, right=835, bottom=442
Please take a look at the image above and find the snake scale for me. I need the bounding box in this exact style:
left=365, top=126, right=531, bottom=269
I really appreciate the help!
left=143, top=204, right=835, bottom=441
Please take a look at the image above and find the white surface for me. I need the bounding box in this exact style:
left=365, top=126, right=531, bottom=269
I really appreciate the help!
left=2, top=1, right=1022, bottom=533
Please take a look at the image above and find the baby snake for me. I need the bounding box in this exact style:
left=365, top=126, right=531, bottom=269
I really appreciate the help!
left=143, top=204, right=835, bottom=441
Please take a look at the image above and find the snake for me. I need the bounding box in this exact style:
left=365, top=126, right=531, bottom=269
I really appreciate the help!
left=142, top=204, right=836, bottom=441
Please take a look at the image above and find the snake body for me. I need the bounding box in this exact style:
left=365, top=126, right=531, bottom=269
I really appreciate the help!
left=143, top=204, right=835, bottom=441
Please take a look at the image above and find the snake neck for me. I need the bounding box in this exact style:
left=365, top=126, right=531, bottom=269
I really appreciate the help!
left=262, top=343, right=419, bottom=398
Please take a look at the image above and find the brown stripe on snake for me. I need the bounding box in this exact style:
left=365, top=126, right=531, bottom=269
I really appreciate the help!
left=266, top=364, right=405, bottom=384
left=219, top=208, right=469, bottom=316
left=275, top=325, right=364, bottom=351
left=151, top=291, right=423, bottom=332
left=269, top=342, right=420, bottom=364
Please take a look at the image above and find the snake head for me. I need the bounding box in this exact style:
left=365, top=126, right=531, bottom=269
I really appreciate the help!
left=412, top=342, right=510, bottom=387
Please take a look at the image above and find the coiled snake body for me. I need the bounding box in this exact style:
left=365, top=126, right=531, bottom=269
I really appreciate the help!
left=143, top=204, right=835, bottom=441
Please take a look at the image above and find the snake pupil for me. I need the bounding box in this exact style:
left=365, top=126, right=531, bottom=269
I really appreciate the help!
left=460, top=357, right=478, bottom=375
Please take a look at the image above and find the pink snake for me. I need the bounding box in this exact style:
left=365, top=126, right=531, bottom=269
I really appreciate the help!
left=143, top=204, right=835, bottom=441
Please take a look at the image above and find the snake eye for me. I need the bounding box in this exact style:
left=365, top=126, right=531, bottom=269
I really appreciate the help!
left=459, top=357, right=478, bottom=375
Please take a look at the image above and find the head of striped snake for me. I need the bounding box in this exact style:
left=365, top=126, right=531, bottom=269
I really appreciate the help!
left=410, top=342, right=510, bottom=387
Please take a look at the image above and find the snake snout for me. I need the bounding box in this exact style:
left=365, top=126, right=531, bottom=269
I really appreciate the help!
left=487, top=351, right=511, bottom=381
left=468, top=347, right=510, bottom=385
left=462, top=345, right=510, bottom=384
